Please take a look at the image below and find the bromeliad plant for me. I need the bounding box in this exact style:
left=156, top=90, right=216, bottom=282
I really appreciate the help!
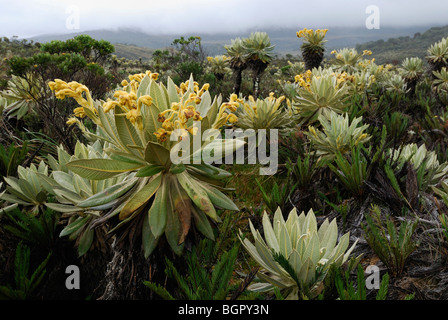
left=239, top=207, right=358, bottom=299
left=432, top=67, right=448, bottom=104
left=233, top=92, right=295, bottom=131
left=426, top=37, right=448, bottom=73
left=362, top=205, right=418, bottom=277
left=49, top=71, right=243, bottom=257
left=0, top=161, right=50, bottom=215
left=206, top=55, right=231, bottom=80
left=41, top=141, right=137, bottom=256
left=388, top=143, right=448, bottom=190
left=292, top=72, right=350, bottom=125
left=384, top=74, right=408, bottom=95
left=305, top=110, right=371, bottom=161
left=143, top=239, right=240, bottom=300
left=330, top=48, right=373, bottom=74
left=0, top=242, right=51, bottom=300
left=0, top=74, right=41, bottom=120
left=399, top=57, right=424, bottom=96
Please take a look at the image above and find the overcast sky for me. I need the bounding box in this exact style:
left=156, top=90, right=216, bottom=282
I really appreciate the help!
left=1, top=0, right=447, bottom=38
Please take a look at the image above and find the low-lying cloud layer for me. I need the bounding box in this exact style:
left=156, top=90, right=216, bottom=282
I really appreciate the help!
left=1, top=0, right=447, bottom=38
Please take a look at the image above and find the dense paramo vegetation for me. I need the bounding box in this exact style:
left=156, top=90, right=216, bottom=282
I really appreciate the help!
left=1, top=28, right=448, bottom=301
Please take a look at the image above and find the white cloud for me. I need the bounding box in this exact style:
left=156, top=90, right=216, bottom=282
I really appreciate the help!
left=0, top=0, right=447, bottom=38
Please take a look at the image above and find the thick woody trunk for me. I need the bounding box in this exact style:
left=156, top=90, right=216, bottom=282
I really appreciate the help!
left=95, top=214, right=184, bottom=300
left=97, top=237, right=151, bottom=300
left=96, top=215, right=153, bottom=300
left=250, top=61, right=268, bottom=99
left=233, top=68, right=243, bottom=95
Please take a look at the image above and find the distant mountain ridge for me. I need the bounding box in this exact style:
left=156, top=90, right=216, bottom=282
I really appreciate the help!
left=28, top=25, right=435, bottom=60
left=356, top=25, right=448, bottom=64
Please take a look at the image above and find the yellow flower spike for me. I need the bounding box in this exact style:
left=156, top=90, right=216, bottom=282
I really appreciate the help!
left=126, top=108, right=141, bottom=125
left=121, top=80, right=129, bottom=87
left=162, top=120, right=174, bottom=131
left=197, top=83, right=210, bottom=97
left=165, top=111, right=178, bottom=124
left=193, top=111, right=202, bottom=121
left=216, top=104, right=229, bottom=121
left=113, top=90, right=137, bottom=110
left=113, top=90, right=126, bottom=98
left=230, top=102, right=239, bottom=111
left=103, top=100, right=120, bottom=113
left=137, top=95, right=153, bottom=111
left=229, top=93, right=238, bottom=102
left=226, top=113, right=238, bottom=124
left=157, top=114, right=166, bottom=123
left=183, top=108, right=195, bottom=119
left=66, top=117, right=78, bottom=126
left=150, top=73, right=159, bottom=81
left=141, top=95, right=153, bottom=105
left=130, top=80, right=139, bottom=94
left=48, top=81, right=56, bottom=91
left=73, top=107, right=86, bottom=118
left=277, top=95, right=286, bottom=104
left=154, top=128, right=168, bottom=142
left=129, top=73, right=146, bottom=83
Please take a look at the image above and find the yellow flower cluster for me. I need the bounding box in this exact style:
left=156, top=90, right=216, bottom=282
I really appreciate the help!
left=176, top=79, right=209, bottom=98
left=121, top=70, right=159, bottom=93
left=296, top=28, right=328, bottom=39
left=154, top=80, right=212, bottom=142
left=333, top=72, right=355, bottom=87
left=207, top=55, right=229, bottom=63
left=102, top=71, right=158, bottom=130
left=294, top=70, right=313, bottom=91
left=213, top=94, right=240, bottom=128
left=48, top=79, right=97, bottom=123
left=294, top=70, right=355, bottom=91
left=358, top=58, right=376, bottom=69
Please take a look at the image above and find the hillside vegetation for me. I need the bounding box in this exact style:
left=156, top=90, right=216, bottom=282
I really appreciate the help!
left=356, top=25, right=448, bottom=64
left=28, top=25, right=430, bottom=58
left=113, top=43, right=153, bottom=60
